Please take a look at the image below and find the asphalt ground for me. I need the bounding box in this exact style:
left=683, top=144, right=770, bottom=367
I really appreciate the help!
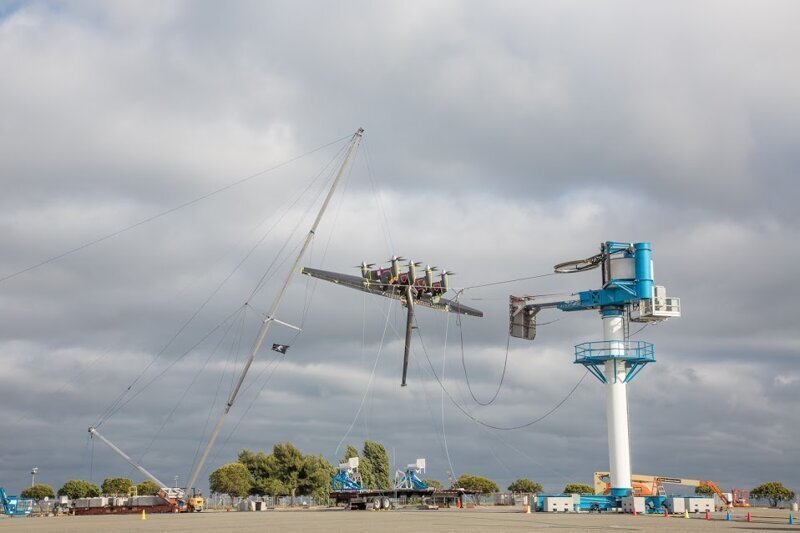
left=0, top=506, right=795, bottom=532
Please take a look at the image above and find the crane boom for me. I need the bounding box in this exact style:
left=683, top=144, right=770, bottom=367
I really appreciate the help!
left=185, top=128, right=364, bottom=494
left=593, top=471, right=733, bottom=506
left=88, top=426, right=174, bottom=495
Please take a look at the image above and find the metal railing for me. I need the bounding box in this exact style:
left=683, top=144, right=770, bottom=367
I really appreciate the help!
left=575, top=340, right=654, bottom=362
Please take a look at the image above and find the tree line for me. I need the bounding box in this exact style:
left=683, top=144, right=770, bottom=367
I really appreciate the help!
left=17, top=463, right=797, bottom=508
left=18, top=478, right=164, bottom=500
left=208, top=440, right=394, bottom=504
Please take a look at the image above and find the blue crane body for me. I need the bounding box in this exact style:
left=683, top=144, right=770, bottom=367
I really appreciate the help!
left=511, top=241, right=680, bottom=511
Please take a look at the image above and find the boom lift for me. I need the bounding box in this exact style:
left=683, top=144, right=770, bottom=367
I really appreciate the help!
left=593, top=471, right=748, bottom=508
left=0, top=486, right=33, bottom=516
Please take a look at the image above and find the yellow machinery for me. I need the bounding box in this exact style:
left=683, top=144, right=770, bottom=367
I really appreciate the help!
left=593, top=471, right=749, bottom=508
left=187, top=491, right=204, bottom=512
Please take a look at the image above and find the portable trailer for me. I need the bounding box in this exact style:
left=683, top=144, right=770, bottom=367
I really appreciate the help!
left=331, top=488, right=473, bottom=510
left=70, top=495, right=175, bottom=515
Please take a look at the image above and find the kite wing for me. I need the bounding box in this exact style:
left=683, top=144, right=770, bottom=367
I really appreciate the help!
left=301, top=267, right=482, bottom=317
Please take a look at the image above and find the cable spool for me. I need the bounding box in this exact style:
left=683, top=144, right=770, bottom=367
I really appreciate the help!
left=553, top=254, right=603, bottom=274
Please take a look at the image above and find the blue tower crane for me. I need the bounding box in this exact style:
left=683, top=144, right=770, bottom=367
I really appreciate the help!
left=510, top=241, right=680, bottom=499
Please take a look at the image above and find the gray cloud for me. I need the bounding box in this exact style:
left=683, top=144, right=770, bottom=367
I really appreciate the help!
left=1, top=0, right=799, bottom=498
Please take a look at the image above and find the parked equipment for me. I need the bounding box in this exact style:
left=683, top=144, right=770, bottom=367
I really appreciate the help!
left=329, top=457, right=468, bottom=510
left=593, top=471, right=748, bottom=508
left=1, top=486, right=33, bottom=516
left=88, top=427, right=203, bottom=513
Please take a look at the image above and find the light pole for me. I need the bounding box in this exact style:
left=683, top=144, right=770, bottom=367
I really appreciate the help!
left=31, top=467, right=38, bottom=487
left=174, top=475, right=179, bottom=489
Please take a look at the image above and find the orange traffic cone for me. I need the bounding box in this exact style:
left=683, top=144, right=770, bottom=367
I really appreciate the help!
left=705, top=510, right=710, bottom=520
left=632, top=507, right=637, bottom=516
left=664, top=508, right=668, bottom=517
left=747, top=511, right=752, bottom=522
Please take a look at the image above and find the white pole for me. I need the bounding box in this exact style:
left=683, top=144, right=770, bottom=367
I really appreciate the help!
left=603, top=311, right=632, bottom=496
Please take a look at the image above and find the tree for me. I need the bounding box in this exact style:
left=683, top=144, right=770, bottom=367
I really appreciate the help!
left=694, top=485, right=714, bottom=496
left=362, top=440, right=391, bottom=489
left=137, top=480, right=161, bottom=496
left=239, top=449, right=280, bottom=496
left=209, top=463, right=251, bottom=498
left=340, top=445, right=359, bottom=464
left=268, top=442, right=334, bottom=505
left=58, top=480, right=100, bottom=499
left=751, top=482, right=795, bottom=508
left=508, top=479, right=543, bottom=493
left=239, top=443, right=334, bottom=504
left=456, top=474, right=499, bottom=494
left=20, top=484, right=55, bottom=500
left=423, top=479, right=443, bottom=489
left=101, top=478, right=133, bottom=496
left=269, top=442, right=305, bottom=504
left=301, top=453, right=336, bottom=503
left=564, top=483, right=594, bottom=494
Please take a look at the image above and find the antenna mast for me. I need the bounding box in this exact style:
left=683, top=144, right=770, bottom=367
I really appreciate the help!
left=185, top=128, right=364, bottom=494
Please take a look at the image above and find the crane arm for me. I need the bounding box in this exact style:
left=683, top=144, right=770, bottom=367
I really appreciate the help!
left=594, top=471, right=732, bottom=505
left=88, top=427, right=178, bottom=497
left=654, top=477, right=731, bottom=506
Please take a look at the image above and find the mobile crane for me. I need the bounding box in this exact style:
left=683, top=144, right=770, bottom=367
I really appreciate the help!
left=88, top=427, right=203, bottom=512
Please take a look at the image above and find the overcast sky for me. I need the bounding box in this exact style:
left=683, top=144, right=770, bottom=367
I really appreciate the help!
left=2, top=0, right=799, bottom=498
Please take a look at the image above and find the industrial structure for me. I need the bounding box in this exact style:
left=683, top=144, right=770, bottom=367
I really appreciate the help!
left=86, top=129, right=366, bottom=512
left=510, top=241, right=681, bottom=511
left=302, top=257, right=483, bottom=386
left=594, top=471, right=750, bottom=508
left=329, top=457, right=471, bottom=510
left=86, top=426, right=203, bottom=513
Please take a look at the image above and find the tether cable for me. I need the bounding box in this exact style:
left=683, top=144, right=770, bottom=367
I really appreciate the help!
left=0, top=134, right=351, bottom=285
left=458, top=315, right=510, bottom=407
left=415, top=320, right=589, bottom=431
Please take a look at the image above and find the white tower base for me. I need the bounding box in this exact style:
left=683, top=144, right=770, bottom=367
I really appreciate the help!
left=603, top=311, right=632, bottom=496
